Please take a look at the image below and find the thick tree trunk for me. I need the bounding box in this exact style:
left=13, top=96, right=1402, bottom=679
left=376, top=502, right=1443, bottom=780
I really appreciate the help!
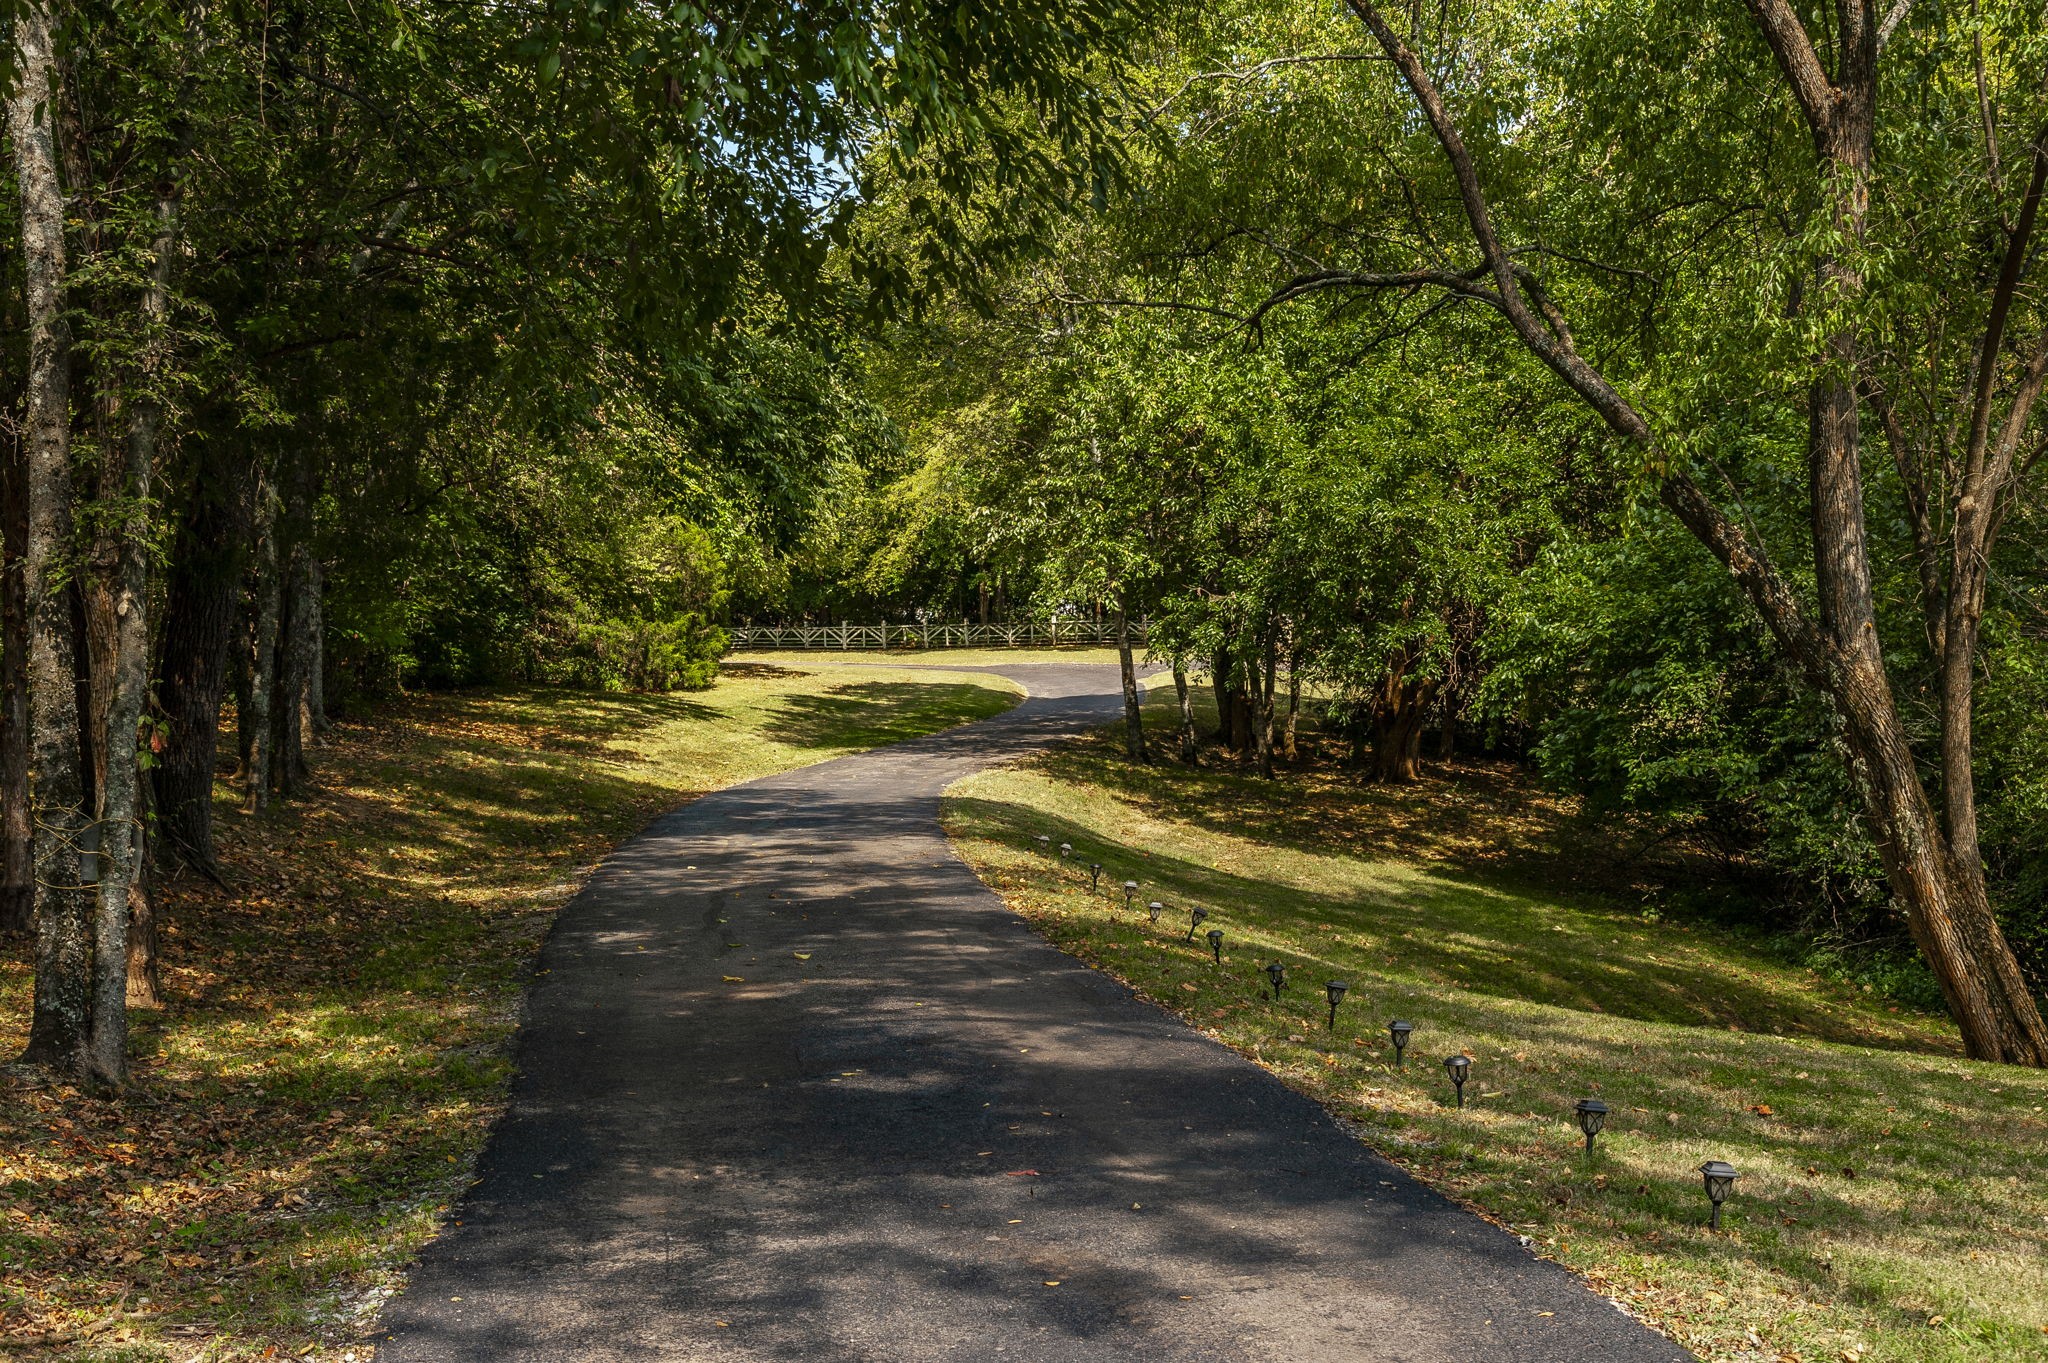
left=1116, top=597, right=1147, bottom=762
left=1369, top=656, right=1437, bottom=784
left=1173, top=663, right=1198, bottom=764
left=12, top=0, right=97, bottom=1073
left=0, top=421, right=29, bottom=936
left=244, top=479, right=281, bottom=813
left=154, top=436, right=253, bottom=874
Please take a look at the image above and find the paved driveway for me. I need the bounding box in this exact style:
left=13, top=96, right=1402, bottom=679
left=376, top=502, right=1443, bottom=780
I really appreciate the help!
left=375, top=663, right=1691, bottom=1363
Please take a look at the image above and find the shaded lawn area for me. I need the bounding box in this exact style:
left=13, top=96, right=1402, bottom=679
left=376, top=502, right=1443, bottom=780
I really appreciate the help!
left=942, top=703, right=2048, bottom=1363
left=0, top=665, right=1017, bottom=1361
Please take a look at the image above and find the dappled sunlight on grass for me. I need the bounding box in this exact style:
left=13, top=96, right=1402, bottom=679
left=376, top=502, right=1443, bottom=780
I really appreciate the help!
left=943, top=724, right=2048, bottom=1363
left=0, top=665, right=1017, bottom=1359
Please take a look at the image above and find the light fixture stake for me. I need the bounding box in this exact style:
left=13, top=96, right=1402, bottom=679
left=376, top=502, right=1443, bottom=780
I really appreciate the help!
left=1443, top=1054, right=1471, bottom=1107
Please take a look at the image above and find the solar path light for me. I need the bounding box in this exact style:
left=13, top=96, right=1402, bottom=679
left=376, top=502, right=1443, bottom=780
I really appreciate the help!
left=1035, top=835, right=1051, bottom=852
left=1443, top=1053, right=1471, bottom=1107
left=1388, top=1019, right=1413, bottom=1066
left=1059, top=842, right=1073, bottom=860
left=1574, top=1099, right=1610, bottom=1155
left=1186, top=906, right=1208, bottom=943
left=1698, top=1160, right=1739, bottom=1229
left=1207, top=928, right=1224, bottom=965
left=1324, top=980, right=1348, bottom=1029
left=1265, top=961, right=1286, bottom=999
left=1148, top=900, right=1164, bottom=924
left=1123, top=880, right=1139, bottom=910
left=1089, top=863, right=1102, bottom=892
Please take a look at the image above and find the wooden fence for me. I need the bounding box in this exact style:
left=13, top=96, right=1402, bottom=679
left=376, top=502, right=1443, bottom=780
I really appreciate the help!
left=728, top=621, right=1145, bottom=651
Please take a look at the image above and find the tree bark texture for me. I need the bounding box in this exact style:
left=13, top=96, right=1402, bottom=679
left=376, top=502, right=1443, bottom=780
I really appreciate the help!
left=1369, top=650, right=1437, bottom=784
left=1, top=419, right=29, bottom=936
left=11, top=0, right=97, bottom=1072
left=1116, top=597, right=1147, bottom=762
left=244, top=477, right=281, bottom=813
left=274, top=542, right=315, bottom=794
left=1254, top=630, right=1277, bottom=779
left=1173, top=664, right=1198, bottom=764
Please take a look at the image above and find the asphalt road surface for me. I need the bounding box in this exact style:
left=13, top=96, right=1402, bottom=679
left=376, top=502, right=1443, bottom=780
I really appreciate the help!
left=375, top=663, right=1692, bottom=1363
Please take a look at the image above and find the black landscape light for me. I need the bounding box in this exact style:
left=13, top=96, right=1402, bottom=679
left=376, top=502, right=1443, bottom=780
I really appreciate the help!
left=1060, top=842, right=1073, bottom=861
left=1324, top=980, right=1349, bottom=1029
left=1574, top=1099, right=1610, bottom=1155
left=1124, top=880, right=1139, bottom=909
left=1148, top=900, right=1164, bottom=924
left=1186, top=906, right=1209, bottom=942
left=1090, top=863, right=1103, bottom=892
left=1265, top=961, right=1287, bottom=999
left=1207, top=928, right=1224, bottom=965
left=1443, top=1053, right=1472, bottom=1106
left=1698, top=1160, right=1739, bottom=1230
left=1035, top=835, right=1051, bottom=852
left=1388, top=1019, right=1413, bottom=1066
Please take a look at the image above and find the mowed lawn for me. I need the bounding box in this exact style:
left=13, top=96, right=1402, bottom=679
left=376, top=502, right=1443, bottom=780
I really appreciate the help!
left=942, top=701, right=2048, bottom=1363
left=0, top=663, right=1018, bottom=1361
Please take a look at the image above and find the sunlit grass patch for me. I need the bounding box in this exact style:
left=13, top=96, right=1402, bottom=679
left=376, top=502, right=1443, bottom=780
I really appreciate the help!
left=0, top=664, right=1016, bottom=1360
left=942, top=711, right=2048, bottom=1363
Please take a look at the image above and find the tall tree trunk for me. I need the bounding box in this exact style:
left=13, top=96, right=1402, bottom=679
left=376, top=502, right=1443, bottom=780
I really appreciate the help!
left=1254, top=628, right=1277, bottom=778
left=244, top=477, right=281, bottom=813
left=1116, top=595, right=1147, bottom=761
left=1173, top=663, right=1198, bottom=764
left=305, top=555, right=328, bottom=737
left=12, top=0, right=97, bottom=1073
left=0, top=419, right=29, bottom=936
left=274, top=541, right=315, bottom=795
left=82, top=171, right=182, bottom=1078
left=154, top=435, right=253, bottom=875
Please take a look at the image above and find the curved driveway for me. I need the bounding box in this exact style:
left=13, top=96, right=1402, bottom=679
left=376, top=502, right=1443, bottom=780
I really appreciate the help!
left=376, top=663, right=1691, bottom=1363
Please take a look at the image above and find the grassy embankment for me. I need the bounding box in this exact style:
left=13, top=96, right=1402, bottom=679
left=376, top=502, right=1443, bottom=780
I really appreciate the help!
left=943, top=699, right=2048, bottom=1363
left=0, top=662, right=1019, bottom=1362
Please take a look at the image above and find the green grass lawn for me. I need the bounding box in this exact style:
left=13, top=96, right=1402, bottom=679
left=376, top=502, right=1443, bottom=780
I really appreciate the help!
left=942, top=702, right=2048, bottom=1363
left=0, top=663, right=1017, bottom=1361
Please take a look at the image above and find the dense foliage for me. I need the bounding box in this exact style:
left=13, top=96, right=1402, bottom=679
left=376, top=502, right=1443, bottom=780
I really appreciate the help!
left=744, top=0, right=2048, bottom=1042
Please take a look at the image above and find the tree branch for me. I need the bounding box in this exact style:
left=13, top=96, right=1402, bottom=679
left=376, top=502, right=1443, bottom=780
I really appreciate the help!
left=1336, top=0, right=1835, bottom=681
left=1741, top=0, right=1841, bottom=146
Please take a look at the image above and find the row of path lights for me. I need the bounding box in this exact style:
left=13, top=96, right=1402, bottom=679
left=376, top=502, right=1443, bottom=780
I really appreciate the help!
left=1028, top=830, right=1743, bottom=1230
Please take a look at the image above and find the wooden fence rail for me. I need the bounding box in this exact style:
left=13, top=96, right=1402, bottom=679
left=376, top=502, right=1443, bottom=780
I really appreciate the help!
left=728, top=621, right=1145, bottom=651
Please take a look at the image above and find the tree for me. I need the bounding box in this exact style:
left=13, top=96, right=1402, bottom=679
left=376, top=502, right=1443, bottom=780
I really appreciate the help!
left=1273, top=0, right=2048, bottom=1061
